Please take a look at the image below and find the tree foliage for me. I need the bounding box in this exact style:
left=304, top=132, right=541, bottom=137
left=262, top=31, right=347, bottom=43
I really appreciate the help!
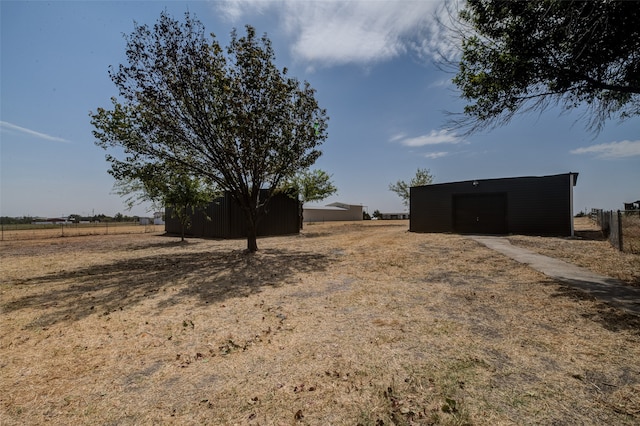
left=110, top=162, right=171, bottom=213
left=91, top=12, right=328, bottom=252
left=450, top=0, right=640, bottom=134
left=280, top=168, right=337, bottom=229
left=281, top=169, right=337, bottom=204
left=112, top=162, right=218, bottom=241
left=389, top=168, right=434, bottom=207
left=163, top=171, right=217, bottom=242
left=0, top=216, right=34, bottom=225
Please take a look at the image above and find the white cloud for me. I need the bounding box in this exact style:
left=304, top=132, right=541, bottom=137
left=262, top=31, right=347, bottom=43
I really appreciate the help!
left=424, top=151, right=448, bottom=159
left=570, top=140, right=640, bottom=159
left=389, top=133, right=407, bottom=142
left=0, top=121, right=69, bottom=143
left=216, top=0, right=453, bottom=66
left=408, top=0, right=462, bottom=63
left=217, top=0, right=272, bottom=21
left=428, top=78, right=453, bottom=88
left=393, top=129, right=461, bottom=147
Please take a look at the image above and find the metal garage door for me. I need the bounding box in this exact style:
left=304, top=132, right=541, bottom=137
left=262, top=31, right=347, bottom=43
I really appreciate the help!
left=453, top=193, right=507, bottom=234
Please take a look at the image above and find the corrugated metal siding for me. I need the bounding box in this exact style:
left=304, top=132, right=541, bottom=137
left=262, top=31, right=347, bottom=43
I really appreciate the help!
left=410, top=173, right=575, bottom=236
left=257, top=192, right=301, bottom=236
left=453, top=193, right=508, bottom=234
left=227, top=192, right=247, bottom=238
left=165, top=194, right=231, bottom=238
left=410, top=184, right=455, bottom=232
left=165, top=191, right=299, bottom=238
left=203, top=194, right=231, bottom=238
left=506, top=174, right=571, bottom=235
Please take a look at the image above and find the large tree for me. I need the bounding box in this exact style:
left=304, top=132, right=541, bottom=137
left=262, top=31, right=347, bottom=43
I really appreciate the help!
left=91, top=12, right=328, bottom=252
left=450, top=0, right=640, bottom=134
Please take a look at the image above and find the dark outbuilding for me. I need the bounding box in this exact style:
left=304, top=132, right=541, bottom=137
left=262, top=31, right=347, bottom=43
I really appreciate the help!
left=410, top=173, right=578, bottom=236
left=165, top=191, right=300, bottom=239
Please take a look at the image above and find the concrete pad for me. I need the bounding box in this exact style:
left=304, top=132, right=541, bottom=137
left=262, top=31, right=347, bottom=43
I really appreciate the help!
left=470, top=236, right=640, bottom=315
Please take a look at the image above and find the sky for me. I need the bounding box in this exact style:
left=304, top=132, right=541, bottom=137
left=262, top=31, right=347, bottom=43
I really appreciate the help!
left=1, top=0, right=638, bottom=218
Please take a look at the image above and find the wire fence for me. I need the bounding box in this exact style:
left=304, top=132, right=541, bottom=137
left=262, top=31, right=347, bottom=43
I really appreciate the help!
left=0, top=222, right=164, bottom=242
left=592, top=209, right=640, bottom=254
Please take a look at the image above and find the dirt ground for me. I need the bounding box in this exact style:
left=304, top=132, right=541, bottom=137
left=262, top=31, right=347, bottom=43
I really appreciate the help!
left=1, top=220, right=639, bottom=425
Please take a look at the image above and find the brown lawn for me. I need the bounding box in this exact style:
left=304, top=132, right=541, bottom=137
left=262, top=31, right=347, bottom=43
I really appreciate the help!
left=1, top=220, right=639, bottom=425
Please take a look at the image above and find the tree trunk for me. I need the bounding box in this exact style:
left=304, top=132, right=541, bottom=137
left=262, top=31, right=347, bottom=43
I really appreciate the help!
left=246, top=229, right=258, bottom=252
left=243, top=189, right=264, bottom=253
left=245, top=207, right=259, bottom=253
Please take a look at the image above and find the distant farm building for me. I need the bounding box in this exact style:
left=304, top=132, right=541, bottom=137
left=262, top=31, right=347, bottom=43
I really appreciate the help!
left=303, top=202, right=363, bottom=222
left=410, top=173, right=578, bottom=236
left=32, top=217, right=70, bottom=225
left=165, top=191, right=299, bottom=239
left=153, top=212, right=164, bottom=225
left=381, top=212, right=410, bottom=220
left=624, top=201, right=640, bottom=211
left=139, top=215, right=164, bottom=226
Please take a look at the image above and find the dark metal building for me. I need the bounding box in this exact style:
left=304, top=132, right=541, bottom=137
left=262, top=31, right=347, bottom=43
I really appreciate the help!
left=165, top=191, right=300, bottom=238
left=410, top=173, right=579, bottom=236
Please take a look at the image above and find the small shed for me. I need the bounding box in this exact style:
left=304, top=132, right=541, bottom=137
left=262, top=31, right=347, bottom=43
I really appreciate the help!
left=165, top=191, right=300, bottom=238
left=302, top=202, right=363, bottom=222
left=410, top=173, right=578, bottom=236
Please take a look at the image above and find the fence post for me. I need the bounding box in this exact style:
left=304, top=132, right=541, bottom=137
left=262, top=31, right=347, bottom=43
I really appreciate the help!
left=617, top=210, right=624, bottom=251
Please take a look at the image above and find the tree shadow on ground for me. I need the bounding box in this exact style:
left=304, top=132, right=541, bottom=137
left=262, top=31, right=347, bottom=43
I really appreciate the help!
left=126, top=239, right=195, bottom=250
left=580, top=306, right=640, bottom=335
left=549, top=283, right=640, bottom=334
left=3, top=248, right=333, bottom=328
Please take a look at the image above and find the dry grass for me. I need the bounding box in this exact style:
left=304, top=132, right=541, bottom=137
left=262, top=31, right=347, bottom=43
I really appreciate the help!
left=622, top=214, right=640, bottom=254
left=0, top=223, right=163, bottom=241
left=1, top=221, right=639, bottom=425
left=508, top=217, right=640, bottom=286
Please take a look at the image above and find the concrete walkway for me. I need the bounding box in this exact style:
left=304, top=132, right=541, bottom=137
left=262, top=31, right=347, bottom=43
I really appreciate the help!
left=470, top=236, right=640, bottom=315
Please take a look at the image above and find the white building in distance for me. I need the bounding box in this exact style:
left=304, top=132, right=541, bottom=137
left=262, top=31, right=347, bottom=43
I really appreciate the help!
left=302, top=202, right=363, bottom=223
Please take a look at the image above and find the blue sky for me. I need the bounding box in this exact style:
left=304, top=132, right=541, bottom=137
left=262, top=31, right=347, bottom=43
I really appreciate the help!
left=1, top=1, right=638, bottom=218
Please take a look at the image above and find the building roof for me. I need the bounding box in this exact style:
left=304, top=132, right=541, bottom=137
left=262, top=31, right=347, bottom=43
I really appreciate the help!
left=303, top=202, right=362, bottom=211
left=303, top=205, right=348, bottom=211
left=411, top=172, right=579, bottom=189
